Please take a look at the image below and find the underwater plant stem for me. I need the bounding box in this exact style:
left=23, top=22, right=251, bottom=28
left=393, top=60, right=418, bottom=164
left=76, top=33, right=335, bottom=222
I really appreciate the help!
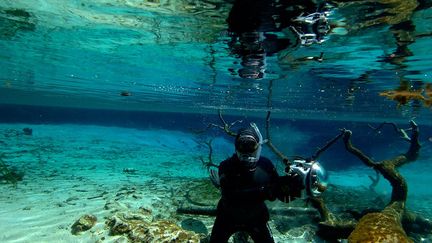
left=200, top=139, right=220, bottom=170
left=218, top=109, right=240, bottom=137
left=0, top=153, right=18, bottom=186
left=207, top=110, right=240, bottom=137
left=368, top=170, right=380, bottom=192
left=309, top=197, right=336, bottom=223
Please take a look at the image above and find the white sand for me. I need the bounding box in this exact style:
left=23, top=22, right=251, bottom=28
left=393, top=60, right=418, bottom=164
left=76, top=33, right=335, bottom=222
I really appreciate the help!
left=0, top=124, right=212, bottom=242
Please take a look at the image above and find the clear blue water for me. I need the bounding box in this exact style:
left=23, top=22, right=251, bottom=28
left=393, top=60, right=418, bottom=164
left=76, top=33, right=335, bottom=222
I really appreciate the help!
left=1, top=0, right=432, bottom=242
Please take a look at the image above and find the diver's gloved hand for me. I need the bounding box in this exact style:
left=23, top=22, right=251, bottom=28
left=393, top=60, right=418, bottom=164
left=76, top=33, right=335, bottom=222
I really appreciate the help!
left=277, top=174, right=305, bottom=202
left=257, top=184, right=277, bottom=201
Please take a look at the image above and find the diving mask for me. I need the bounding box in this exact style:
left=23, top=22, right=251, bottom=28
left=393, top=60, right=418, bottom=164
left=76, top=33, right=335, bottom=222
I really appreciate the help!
left=235, top=123, right=265, bottom=168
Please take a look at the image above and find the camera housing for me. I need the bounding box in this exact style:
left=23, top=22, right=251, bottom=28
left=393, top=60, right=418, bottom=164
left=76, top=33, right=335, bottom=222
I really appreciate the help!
left=287, top=159, right=329, bottom=198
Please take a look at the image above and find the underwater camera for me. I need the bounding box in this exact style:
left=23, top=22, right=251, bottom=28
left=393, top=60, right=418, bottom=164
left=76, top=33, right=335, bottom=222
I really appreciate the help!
left=287, top=159, right=329, bottom=198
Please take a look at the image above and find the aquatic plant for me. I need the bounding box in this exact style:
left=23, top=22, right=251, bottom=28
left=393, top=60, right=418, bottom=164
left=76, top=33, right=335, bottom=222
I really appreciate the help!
left=425, top=83, right=432, bottom=107
left=379, top=82, right=432, bottom=108
left=207, top=111, right=242, bottom=137
left=198, top=139, right=217, bottom=169
left=0, top=154, right=24, bottom=186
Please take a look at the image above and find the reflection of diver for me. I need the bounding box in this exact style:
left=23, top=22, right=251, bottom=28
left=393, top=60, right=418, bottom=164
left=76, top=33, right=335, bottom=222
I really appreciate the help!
left=226, top=0, right=331, bottom=79
left=209, top=123, right=328, bottom=242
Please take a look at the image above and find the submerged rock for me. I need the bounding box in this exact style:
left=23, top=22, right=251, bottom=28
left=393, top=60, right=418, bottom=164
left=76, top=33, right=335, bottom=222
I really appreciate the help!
left=348, top=211, right=412, bottom=242
left=107, top=211, right=201, bottom=242
left=123, top=168, right=138, bottom=174
left=71, top=214, right=97, bottom=235
left=130, top=220, right=201, bottom=242
left=181, top=218, right=208, bottom=235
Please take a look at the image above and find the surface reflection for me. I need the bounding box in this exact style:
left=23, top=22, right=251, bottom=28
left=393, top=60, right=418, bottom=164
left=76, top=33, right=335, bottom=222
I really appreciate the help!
left=226, top=0, right=331, bottom=79
left=0, top=8, right=35, bottom=39
left=370, top=0, right=432, bottom=111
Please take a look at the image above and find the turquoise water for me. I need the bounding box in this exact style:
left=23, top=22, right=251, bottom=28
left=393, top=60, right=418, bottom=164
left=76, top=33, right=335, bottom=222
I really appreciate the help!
left=1, top=0, right=432, bottom=242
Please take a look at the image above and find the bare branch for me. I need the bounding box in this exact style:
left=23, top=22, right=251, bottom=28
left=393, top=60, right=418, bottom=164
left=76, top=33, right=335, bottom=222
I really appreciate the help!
left=342, top=129, right=376, bottom=167
left=368, top=170, right=380, bottom=193
left=368, top=122, right=411, bottom=142
left=207, top=109, right=240, bottom=137
left=310, top=131, right=344, bottom=161
left=200, top=139, right=219, bottom=169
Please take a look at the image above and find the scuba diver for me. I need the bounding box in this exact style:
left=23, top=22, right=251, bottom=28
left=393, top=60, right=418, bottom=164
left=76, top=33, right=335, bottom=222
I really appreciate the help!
left=209, top=123, right=328, bottom=242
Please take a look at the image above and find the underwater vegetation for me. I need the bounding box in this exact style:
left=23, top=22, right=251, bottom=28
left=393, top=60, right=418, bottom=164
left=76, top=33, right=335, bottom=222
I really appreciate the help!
left=380, top=82, right=432, bottom=108
left=0, top=153, right=24, bottom=186
left=0, top=127, right=34, bottom=186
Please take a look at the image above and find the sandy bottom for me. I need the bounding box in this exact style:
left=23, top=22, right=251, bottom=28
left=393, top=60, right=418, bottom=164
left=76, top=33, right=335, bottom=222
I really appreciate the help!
left=0, top=124, right=431, bottom=242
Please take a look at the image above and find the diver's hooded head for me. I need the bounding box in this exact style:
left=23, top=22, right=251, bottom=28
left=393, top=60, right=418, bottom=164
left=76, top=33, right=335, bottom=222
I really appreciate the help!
left=235, top=123, right=263, bottom=169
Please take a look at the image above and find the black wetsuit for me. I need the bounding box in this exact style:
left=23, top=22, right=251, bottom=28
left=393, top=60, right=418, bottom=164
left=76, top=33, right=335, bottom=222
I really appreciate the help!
left=210, top=154, right=279, bottom=243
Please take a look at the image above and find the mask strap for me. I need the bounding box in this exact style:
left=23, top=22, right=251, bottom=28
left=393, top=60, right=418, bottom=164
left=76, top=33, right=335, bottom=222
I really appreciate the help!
left=250, top=122, right=266, bottom=145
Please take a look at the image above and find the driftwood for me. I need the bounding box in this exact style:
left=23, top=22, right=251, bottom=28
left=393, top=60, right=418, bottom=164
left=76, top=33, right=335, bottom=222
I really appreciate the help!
left=323, top=121, right=422, bottom=242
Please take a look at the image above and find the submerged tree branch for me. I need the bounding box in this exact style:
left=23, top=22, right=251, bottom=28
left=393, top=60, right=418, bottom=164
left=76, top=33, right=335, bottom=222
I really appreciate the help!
left=342, top=120, right=422, bottom=242
left=309, top=131, right=344, bottom=161
left=207, top=109, right=240, bottom=137
left=368, top=170, right=380, bottom=193
left=368, top=122, right=412, bottom=142
left=200, top=139, right=219, bottom=169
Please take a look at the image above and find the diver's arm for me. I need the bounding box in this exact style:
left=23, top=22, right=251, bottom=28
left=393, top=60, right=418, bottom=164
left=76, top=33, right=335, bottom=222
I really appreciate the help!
left=219, top=170, right=277, bottom=201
